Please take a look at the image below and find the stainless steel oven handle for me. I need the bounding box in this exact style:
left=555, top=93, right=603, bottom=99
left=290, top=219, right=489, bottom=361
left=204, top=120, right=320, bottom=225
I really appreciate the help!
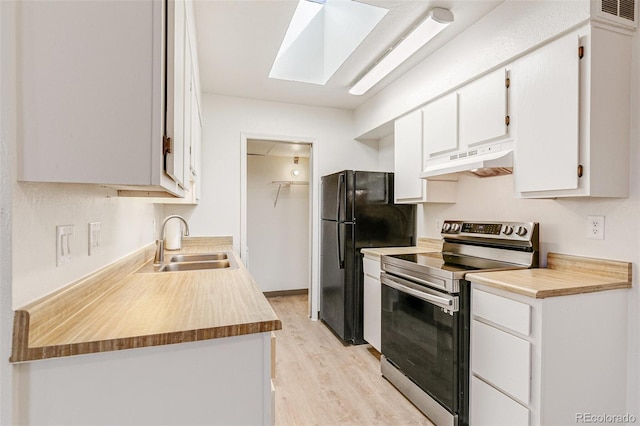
left=381, top=273, right=458, bottom=311
left=383, top=268, right=448, bottom=292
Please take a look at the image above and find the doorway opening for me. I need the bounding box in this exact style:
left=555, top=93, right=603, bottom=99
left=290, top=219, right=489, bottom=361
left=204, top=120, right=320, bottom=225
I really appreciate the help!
left=243, top=138, right=313, bottom=301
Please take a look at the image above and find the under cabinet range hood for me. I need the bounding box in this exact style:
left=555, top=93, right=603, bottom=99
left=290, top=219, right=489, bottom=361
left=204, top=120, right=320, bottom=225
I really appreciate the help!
left=420, top=146, right=513, bottom=179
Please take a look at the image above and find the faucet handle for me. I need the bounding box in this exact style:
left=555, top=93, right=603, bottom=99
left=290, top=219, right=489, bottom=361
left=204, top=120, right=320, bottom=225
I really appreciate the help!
left=153, top=239, right=165, bottom=265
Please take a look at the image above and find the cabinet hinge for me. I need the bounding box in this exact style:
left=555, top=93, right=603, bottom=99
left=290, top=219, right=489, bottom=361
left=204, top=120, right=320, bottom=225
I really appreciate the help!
left=163, top=135, right=172, bottom=155
left=505, top=77, right=510, bottom=89
left=578, top=46, right=584, bottom=59
left=505, top=115, right=510, bottom=126
left=578, top=164, right=583, bottom=177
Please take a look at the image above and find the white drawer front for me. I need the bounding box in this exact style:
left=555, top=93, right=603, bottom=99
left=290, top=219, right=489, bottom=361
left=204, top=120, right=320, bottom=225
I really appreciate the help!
left=472, top=288, right=531, bottom=336
left=471, top=376, right=530, bottom=426
left=472, top=320, right=531, bottom=404
left=362, top=256, right=381, bottom=277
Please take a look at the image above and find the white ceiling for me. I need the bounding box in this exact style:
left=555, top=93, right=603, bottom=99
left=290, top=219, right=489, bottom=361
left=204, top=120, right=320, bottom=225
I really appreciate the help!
left=247, top=139, right=311, bottom=157
left=194, top=0, right=504, bottom=110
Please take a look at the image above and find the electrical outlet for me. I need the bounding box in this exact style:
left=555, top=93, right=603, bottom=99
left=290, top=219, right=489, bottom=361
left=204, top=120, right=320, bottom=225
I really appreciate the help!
left=587, top=215, right=605, bottom=240
left=435, top=219, right=444, bottom=233
left=88, top=222, right=101, bottom=256
left=56, top=225, right=75, bottom=266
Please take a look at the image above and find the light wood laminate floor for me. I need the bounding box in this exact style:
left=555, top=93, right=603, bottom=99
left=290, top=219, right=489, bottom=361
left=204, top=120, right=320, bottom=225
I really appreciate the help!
left=269, top=294, right=434, bottom=426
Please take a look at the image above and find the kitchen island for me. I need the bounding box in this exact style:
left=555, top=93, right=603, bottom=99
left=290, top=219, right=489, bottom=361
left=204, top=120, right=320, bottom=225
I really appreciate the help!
left=11, top=236, right=281, bottom=425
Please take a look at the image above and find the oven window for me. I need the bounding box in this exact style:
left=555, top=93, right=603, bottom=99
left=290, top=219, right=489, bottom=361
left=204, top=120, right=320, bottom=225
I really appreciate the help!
left=381, top=283, right=459, bottom=411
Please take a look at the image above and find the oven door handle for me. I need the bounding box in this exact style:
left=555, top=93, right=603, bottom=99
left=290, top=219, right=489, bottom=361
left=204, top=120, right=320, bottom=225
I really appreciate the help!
left=381, top=272, right=459, bottom=312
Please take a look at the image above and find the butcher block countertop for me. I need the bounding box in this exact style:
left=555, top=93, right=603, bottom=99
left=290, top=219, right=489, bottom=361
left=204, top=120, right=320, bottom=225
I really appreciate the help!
left=11, top=237, right=282, bottom=363
left=467, top=252, right=632, bottom=299
left=361, top=238, right=442, bottom=258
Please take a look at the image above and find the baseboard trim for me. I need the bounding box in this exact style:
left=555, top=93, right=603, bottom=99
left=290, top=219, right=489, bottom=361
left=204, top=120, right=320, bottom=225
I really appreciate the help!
left=264, top=289, right=308, bottom=298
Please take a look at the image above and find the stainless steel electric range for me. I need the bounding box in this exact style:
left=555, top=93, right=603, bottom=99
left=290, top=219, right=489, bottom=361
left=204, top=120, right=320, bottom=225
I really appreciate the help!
left=380, top=220, right=539, bottom=426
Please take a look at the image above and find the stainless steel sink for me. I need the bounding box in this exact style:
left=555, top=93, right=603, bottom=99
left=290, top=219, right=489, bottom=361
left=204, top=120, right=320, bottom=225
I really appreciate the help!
left=168, top=253, right=228, bottom=263
left=159, top=260, right=233, bottom=272
left=136, top=252, right=237, bottom=273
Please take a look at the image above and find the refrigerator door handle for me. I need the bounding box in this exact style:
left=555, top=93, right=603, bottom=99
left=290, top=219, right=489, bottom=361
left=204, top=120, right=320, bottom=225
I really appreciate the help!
left=337, top=222, right=344, bottom=269
left=336, top=173, right=345, bottom=269
left=336, top=172, right=345, bottom=222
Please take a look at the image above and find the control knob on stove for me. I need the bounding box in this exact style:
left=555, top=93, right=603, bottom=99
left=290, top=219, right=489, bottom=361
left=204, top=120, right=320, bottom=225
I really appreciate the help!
left=502, top=225, right=514, bottom=235
left=451, top=223, right=461, bottom=232
left=442, top=223, right=452, bottom=232
left=515, top=226, right=528, bottom=237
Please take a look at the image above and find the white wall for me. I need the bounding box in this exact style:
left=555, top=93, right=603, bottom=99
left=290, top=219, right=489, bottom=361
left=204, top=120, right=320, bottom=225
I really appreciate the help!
left=11, top=183, right=163, bottom=308
left=378, top=134, right=394, bottom=172
left=0, top=1, right=14, bottom=423
left=247, top=155, right=309, bottom=292
left=179, top=94, right=380, bottom=317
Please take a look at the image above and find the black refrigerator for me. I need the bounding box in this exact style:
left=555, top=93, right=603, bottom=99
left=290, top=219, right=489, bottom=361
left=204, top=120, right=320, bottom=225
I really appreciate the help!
left=320, top=171, right=416, bottom=344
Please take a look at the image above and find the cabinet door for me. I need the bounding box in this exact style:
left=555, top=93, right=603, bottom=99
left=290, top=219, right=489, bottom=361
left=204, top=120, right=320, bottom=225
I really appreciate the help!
left=165, top=0, right=186, bottom=188
left=458, top=69, right=509, bottom=148
left=472, top=320, right=531, bottom=404
left=363, top=273, right=381, bottom=352
left=513, top=35, right=580, bottom=193
left=394, top=111, right=424, bottom=202
left=471, top=376, right=530, bottom=426
left=182, top=31, right=193, bottom=191
left=422, top=92, right=458, bottom=159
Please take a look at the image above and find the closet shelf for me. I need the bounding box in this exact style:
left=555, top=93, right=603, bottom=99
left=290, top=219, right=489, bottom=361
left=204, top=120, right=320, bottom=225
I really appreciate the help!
left=272, top=181, right=309, bottom=207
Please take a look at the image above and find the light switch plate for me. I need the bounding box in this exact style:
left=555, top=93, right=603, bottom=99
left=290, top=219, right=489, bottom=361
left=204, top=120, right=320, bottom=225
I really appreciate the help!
left=56, top=225, right=75, bottom=266
left=88, top=222, right=101, bottom=256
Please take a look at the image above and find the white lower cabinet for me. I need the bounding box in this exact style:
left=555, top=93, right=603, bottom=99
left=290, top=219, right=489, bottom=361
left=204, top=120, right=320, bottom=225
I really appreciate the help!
left=471, top=376, right=530, bottom=426
left=362, top=254, right=382, bottom=352
left=470, top=284, right=629, bottom=426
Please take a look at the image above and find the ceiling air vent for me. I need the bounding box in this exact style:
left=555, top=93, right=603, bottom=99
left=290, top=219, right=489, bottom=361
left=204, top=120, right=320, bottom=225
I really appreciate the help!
left=594, top=0, right=638, bottom=29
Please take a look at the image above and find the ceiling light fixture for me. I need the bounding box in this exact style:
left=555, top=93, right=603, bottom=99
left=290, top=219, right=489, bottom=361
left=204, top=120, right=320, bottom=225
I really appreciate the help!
left=291, top=156, right=301, bottom=177
left=349, top=7, right=454, bottom=96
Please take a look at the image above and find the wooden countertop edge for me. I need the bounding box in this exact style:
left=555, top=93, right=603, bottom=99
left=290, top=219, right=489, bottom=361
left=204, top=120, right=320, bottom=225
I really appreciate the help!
left=11, top=315, right=282, bottom=363
left=468, top=252, right=632, bottom=299
left=11, top=236, right=279, bottom=363
left=468, top=274, right=631, bottom=299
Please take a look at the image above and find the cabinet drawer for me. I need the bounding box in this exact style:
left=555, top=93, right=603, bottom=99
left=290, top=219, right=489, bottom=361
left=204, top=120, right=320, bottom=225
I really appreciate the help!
left=472, top=288, right=531, bottom=335
left=472, top=320, right=531, bottom=404
left=363, top=256, right=381, bottom=277
left=471, top=376, right=529, bottom=426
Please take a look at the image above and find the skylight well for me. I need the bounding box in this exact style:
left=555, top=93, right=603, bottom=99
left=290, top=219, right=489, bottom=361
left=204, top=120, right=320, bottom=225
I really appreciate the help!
left=269, top=0, right=388, bottom=85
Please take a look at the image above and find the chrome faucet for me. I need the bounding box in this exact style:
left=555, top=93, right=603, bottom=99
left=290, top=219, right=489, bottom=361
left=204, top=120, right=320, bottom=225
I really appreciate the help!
left=154, top=215, right=190, bottom=265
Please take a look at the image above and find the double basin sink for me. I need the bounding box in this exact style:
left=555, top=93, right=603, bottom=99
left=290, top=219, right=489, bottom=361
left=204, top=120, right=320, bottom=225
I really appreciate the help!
left=137, top=252, right=237, bottom=273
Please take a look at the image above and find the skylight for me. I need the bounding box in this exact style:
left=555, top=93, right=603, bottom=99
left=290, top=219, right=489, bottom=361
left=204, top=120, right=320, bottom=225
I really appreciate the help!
left=269, top=0, right=388, bottom=85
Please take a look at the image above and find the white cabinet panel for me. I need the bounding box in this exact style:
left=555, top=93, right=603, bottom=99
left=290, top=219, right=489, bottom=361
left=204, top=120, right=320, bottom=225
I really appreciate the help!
left=393, top=110, right=457, bottom=204
left=459, top=69, right=508, bottom=147
left=513, top=35, right=580, bottom=193
left=472, top=288, right=531, bottom=336
left=363, top=274, right=381, bottom=352
left=363, top=255, right=381, bottom=352
left=422, top=93, right=458, bottom=158
left=394, top=111, right=424, bottom=202
left=471, top=376, right=529, bottom=426
left=472, top=320, right=531, bottom=404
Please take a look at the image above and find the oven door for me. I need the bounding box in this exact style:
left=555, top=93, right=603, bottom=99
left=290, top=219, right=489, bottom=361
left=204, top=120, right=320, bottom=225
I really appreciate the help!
left=381, top=271, right=461, bottom=414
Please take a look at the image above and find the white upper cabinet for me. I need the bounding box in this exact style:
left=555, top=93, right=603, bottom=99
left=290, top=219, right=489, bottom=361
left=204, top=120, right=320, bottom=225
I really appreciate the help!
left=422, top=92, right=458, bottom=159
left=166, top=0, right=187, bottom=190
left=458, top=69, right=509, bottom=148
left=512, top=34, right=580, bottom=194
left=18, top=0, right=197, bottom=198
left=513, top=24, right=631, bottom=198
left=393, top=110, right=456, bottom=204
